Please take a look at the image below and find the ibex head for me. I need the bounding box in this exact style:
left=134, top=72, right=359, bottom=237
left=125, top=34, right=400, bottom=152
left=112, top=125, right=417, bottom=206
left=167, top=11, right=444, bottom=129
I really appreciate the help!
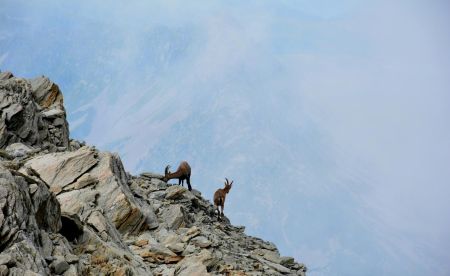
left=163, top=165, right=171, bottom=181
left=224, top=178, right=233, bottom=193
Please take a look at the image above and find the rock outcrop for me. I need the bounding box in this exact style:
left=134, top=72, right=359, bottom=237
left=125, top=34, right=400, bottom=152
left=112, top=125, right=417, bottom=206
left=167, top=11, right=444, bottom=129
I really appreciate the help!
left=0, top=71, right=307, bottom=275
left=0, top=72, right=69, bottom=151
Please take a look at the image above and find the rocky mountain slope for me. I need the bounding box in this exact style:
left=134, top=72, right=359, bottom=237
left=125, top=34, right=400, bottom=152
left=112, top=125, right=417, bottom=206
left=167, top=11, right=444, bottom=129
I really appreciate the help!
left=0, top=71, right=307, bottom=275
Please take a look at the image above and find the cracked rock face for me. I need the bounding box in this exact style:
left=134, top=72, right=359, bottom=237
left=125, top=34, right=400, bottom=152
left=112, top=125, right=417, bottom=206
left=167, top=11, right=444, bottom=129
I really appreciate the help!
left=0, top=72, right=307, bottom=276
left=0, top=73, right=69, bottom=151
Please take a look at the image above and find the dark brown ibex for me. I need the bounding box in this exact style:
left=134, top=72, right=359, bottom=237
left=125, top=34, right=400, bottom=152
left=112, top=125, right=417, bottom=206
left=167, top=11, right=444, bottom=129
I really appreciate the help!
left=213, top=178, right=233, bottom=220
left=162, top=161, right=192, bottom=191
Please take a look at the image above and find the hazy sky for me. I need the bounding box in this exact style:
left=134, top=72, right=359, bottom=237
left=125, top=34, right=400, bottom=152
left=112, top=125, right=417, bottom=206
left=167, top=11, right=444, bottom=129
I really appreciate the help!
left=1, top=1, right=449, bottom=275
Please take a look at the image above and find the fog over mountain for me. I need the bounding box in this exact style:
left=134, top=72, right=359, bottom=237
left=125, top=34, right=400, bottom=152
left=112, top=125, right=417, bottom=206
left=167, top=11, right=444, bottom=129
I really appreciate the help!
left=1, top=0, right=450, bottom=275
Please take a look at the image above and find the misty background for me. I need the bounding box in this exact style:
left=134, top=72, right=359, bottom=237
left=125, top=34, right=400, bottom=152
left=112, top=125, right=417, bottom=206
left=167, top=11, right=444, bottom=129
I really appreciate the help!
left=1, top=0, right=450, bottom=275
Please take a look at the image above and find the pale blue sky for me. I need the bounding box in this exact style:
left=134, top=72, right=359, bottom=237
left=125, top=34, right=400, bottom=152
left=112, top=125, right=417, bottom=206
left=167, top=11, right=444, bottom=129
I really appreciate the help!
left=1, top=1, right=449, bottom=275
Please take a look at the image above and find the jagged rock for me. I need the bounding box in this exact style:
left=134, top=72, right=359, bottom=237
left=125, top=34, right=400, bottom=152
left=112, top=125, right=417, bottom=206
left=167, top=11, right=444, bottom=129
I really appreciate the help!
left=0, top=254, right=12, bottom=266
left=29, top=76, right=63, bottom=109
left=175, top=249, right=214, bottom=276
left=146, top=243, right=177, bottom=257
left=0, top=76, right=69, bottom=150
left=148, top=190, right=167, bottom=200
left=0, top=73, right=306, bottom=276
left=261, top=241, right=277, bottom=251
left=25, top=147, right=98, bottom=193
left=161, top=204, right=186, bottom=230
left=153, top=265, right=175, bottom=276
left=191, top=236, right=212, bottom=248
left=167, top=243, right=185, bottom=254
left=0, top=149, right=13, bottom=160
left=64, top=254, right=79, bottom=264
left=181, top=225, right=201, bottom=242
left=280, top=256, right=295, bottom=267
left=29, top=183, right=39, bottom=194
left=0, top=71, right=13, bottom=80
left=0, top=265, right=8, bottom=276
left=140, top=172, right=164, bottom=179
left=62, top=265, right=77, bottom=276
left=165, top=185, right=187, bottom=200
left=162, top=232, right=179, bottom=245
left=0, top=164, right=61, bottom=240
left=27, top=147, right=159, bottom=237
left=69, top=139, right=83, bottom=150
left=140, top=251, right=183, bottom=264
left=5, top=143, right=35, bottom=158
left=135, top=239, right=149, bottom=247
left=50, top=257, right=69, bottom=274
left=87, top=210, right=108, bottom=233
left=141, top=203, right=159, bottom=230
left=136, top=232, right=159, bottom=245
left=63, top=173, right=98, bottom=191
left=191, top=189, right=202, bottom=198
left=112, top=266, right=133, bottom=276
left=40, top=230, right=53, bottom=258
left=253, top=248, right=283, bottom=264
left=90, top=152, right=156, bottom=233
left=251, top=254, right=291, bottom=274
left=57, top=188, right=99, bottom=216
left=42, top=108, right=65, bottom=119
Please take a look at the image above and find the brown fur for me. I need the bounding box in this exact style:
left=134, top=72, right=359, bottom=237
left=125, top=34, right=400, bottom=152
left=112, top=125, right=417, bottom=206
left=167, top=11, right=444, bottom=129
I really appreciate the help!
left=213, top=178, right=233, bottom=220
left=162, top=161, right=192, bottom=191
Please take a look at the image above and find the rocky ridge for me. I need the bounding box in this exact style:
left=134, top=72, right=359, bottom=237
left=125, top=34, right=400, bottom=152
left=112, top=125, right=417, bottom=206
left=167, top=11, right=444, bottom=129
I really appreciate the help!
left=0, top=72, right=307, bottom=275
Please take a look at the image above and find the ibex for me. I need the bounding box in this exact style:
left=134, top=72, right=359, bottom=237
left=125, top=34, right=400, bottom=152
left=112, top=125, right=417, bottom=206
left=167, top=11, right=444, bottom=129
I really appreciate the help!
left=213, top=178, right=233, bottom=220
left=162, top=161, right=192, bottom=191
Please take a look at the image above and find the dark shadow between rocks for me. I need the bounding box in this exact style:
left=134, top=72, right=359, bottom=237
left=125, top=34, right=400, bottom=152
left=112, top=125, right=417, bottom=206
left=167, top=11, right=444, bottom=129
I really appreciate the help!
left=60, top=214, right=84, bottom=243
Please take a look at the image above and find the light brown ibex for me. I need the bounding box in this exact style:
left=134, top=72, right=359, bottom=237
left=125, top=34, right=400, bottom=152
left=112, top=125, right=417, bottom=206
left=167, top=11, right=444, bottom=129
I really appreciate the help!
left=162, top=161, right=192, bottom=191
left=213, top=178, right=233, bottom=220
